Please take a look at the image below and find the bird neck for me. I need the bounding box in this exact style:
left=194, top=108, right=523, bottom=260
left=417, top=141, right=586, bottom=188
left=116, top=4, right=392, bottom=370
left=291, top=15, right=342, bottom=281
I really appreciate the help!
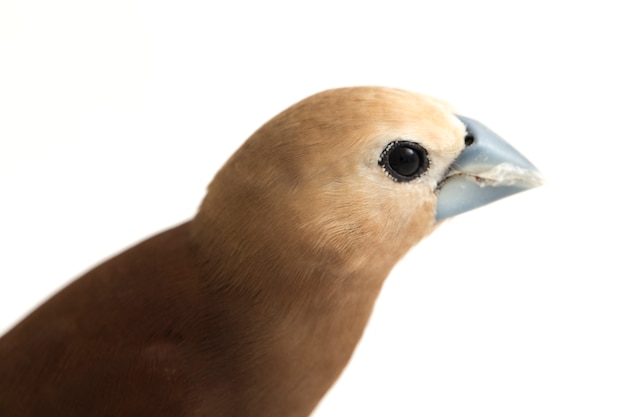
left=187, top=205, right=399, bottom=416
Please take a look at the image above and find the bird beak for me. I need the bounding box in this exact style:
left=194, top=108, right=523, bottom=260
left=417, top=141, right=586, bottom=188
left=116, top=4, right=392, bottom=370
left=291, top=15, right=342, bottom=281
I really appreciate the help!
left=435, top=115, right=544, bottom=222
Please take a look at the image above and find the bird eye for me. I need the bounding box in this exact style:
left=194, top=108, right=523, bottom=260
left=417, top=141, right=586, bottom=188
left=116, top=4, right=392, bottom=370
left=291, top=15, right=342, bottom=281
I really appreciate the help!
left=378, top=141, right=429, bottom=182
left=464, top=132, right=475, bottom=147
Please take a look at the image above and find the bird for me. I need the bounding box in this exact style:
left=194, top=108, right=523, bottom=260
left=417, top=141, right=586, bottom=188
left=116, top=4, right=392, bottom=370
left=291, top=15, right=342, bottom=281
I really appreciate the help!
left=0, top=87, right=542, bottom=417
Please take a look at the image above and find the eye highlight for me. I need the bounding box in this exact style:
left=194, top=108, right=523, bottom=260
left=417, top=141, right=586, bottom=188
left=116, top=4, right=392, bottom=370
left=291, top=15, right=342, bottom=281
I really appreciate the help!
left=378, top=141, right=430, bottom=182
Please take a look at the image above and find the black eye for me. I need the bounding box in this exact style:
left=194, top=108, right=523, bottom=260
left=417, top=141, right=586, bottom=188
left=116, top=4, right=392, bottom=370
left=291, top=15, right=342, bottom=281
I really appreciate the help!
left=464, top=131, right=475, bottom=147
left=378, top=141, right=429, bottom=182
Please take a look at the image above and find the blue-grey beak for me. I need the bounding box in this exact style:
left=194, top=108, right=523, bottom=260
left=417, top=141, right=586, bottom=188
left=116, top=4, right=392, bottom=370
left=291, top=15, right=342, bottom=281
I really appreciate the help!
left=435, top=116, right=543, bottom=221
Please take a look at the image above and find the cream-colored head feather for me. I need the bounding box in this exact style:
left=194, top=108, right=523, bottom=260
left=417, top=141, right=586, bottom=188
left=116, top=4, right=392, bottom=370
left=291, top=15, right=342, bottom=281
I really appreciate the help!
left=193, top=87, right=466, bottom=283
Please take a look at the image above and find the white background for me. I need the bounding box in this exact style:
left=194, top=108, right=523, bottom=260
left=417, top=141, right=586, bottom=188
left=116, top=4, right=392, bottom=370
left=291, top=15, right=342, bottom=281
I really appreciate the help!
left=1, top=1, right=624, bottom=416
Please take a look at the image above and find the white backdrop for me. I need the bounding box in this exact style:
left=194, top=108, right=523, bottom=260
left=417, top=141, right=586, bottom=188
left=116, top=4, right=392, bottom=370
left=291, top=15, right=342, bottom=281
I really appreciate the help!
left=1, top=1, right=624, bottom=416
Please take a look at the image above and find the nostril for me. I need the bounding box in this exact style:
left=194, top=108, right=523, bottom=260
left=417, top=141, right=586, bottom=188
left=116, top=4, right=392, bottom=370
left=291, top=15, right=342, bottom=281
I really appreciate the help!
left=464, top=132, right=475, bottom=147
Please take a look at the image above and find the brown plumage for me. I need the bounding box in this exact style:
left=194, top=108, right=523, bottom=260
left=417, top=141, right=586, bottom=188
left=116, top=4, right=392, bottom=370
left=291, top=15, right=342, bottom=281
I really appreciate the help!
left=0, top=87, right=533, bottom=416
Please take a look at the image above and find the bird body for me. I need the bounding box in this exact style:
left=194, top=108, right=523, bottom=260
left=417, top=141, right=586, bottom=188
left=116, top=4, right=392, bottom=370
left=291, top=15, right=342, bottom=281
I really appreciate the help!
left=0, top=87, right=541, bottom=416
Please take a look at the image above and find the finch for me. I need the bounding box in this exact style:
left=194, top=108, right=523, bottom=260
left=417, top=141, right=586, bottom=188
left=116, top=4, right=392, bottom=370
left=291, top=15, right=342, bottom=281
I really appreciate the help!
left=0, top=87, right=541, bottom=417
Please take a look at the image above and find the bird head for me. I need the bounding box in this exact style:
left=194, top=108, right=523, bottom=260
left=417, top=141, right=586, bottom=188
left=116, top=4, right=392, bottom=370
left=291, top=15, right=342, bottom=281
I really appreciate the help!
left=194, top=87, right=541, bottom=278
